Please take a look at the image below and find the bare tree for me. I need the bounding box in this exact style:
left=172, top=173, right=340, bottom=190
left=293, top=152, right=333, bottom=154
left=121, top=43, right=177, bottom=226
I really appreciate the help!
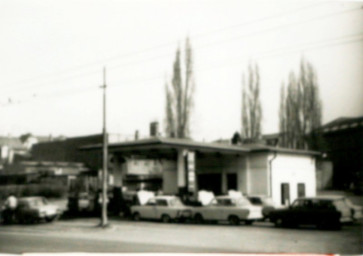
left=165, top=38, right=195, bottom=138
left=279, top=58, right=322, bottom=149
left=241, top=62, right=262, bottom=141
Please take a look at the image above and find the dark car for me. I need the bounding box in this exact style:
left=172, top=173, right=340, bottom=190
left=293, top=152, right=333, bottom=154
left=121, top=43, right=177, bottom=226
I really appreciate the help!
left=269, top=197, right=352, bottom=230
left=2, top=197, right=62, bottom=224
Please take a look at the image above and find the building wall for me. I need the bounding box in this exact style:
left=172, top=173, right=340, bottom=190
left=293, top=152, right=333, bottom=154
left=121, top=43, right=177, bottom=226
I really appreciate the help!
left=247, top=153, right=268, bottom=196
left=32, top=134, right=103, bottom=170
left=270, top=153, right=316, bottom=206
left=196, top=154, right=247, bottom=195
left=322, top=127, right=363, bottom=189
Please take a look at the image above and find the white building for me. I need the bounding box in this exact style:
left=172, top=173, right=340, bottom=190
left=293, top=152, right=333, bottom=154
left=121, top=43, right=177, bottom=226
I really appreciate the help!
left=82, top=137, right=319, bottom=206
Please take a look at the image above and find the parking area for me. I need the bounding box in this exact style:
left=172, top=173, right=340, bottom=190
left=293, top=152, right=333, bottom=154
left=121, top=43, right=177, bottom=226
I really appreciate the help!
left=1, top=217, right=362, bottom=254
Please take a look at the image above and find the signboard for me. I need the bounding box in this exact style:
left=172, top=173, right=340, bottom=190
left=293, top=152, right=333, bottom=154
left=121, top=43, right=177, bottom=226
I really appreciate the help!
left=187, top=152, right=196, bottom=192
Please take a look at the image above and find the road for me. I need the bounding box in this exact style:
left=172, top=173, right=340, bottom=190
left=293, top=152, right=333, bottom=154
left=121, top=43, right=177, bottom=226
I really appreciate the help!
left=0, top=218, right=362, bottom=254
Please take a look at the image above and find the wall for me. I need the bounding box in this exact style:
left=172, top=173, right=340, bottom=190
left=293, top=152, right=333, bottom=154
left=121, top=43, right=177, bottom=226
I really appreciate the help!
left=316, top=160, right=333, bottom=190
left=247, top=153, right=268, bottom=195
left=196, top=154, right=247, bottom=194
left=270, top=153, right=316, bottom=206
left=32, top=134, right=103, bottom=170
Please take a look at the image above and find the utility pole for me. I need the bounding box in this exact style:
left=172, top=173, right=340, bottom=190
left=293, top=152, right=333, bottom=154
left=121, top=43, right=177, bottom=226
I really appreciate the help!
left=101, top=67, right=108, bottom=227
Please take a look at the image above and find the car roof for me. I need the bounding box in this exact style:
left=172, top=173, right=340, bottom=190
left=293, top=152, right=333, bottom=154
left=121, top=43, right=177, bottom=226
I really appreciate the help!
left=247, top=195, right=268, bottom=198
left=297, top=196, right=345, bottom=201
left=19, top=196, right=44, bottom=201
left=215, top=195, right=236, bottom=199
left=153, top=195, right=178, bottom=200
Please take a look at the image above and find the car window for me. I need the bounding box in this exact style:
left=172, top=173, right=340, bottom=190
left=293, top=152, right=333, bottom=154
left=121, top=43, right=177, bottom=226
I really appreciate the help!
left=146, top=198, right=156, bottom=206
left=291, top=199, right=305, bottom=208
left=156, top=199, right=168, bottom=206
left=235, top=197, right=252, bottom=206
left=17, top=200, right=29, bottom=208
left=216, top=198, right=234, bottom=206
left=248, top=197, right=263, bottom=205
left=26, top=198, right=45, bottom=208
left=169, top=198, right=184, bottom=207
left=315, top=200, right=335, bottom=210
left=210, top=199, right=218, bottom=206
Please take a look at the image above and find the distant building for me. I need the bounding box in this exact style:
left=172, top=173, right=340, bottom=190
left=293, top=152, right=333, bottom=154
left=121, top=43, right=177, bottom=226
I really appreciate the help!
left=315, top=116, right=363, bottom=189
left=0, top=136, right=28, bottom=168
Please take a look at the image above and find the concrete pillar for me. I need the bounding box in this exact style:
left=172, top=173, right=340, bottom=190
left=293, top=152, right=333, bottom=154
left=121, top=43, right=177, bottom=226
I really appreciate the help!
left=177, top=149, right=187, bottom=188
left=221, top=170, right=227, bottom=194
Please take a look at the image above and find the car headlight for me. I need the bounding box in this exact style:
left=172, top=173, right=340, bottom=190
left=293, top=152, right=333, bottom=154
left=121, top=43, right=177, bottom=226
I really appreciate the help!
left=38, top=211, right=46, bottom=217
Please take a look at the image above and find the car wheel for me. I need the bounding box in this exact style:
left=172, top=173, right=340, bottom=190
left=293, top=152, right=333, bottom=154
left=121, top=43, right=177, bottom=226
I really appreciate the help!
left=245, top=220, right=254, bottom=225
left=194, top=213, right=204, bottom=224
left=228, top=215, right=240, bottom=226
left=132, top=212, right=141, bottom=221
left=274, top=217, right=284, bottom=227
left=161, top=214, right=171, bottom=223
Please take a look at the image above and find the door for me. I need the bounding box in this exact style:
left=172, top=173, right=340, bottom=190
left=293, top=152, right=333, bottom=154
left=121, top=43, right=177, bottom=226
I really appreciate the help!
left=281, top=183, right=290, bottom=205
left=201, top=199, right=221, bottom=220
left=197, top=174, right=222, bottom=195
left=227, top=173, right=237, bottom=190
left=142, top=199, right=157, bottom=219
left=155, top=198, right=169, bottom=219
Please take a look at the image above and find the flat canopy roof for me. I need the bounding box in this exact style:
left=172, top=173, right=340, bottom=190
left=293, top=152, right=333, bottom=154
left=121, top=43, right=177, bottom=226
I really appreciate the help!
left=80, top=137, right=320, bottom=156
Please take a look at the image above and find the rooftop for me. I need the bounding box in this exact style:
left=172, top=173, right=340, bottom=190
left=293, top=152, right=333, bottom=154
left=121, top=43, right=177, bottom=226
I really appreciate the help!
left=81, top=137, right=320, bottom=156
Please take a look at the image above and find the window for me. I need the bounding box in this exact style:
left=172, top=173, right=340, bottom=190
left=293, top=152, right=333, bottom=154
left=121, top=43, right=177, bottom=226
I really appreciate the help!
left=281, top=183, right=290, bottom=205
left=156, top=199, right=168, bottom=206
left=297, top=183, right=305, bottom=198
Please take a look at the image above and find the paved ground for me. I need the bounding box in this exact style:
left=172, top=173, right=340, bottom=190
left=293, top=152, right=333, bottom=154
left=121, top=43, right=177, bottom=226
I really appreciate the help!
left=0, top=218, right=362, bottom=254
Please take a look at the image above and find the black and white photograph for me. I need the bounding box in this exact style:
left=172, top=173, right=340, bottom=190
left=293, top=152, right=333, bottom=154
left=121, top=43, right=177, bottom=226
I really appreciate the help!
left=0, top=0, right=362, bottom=254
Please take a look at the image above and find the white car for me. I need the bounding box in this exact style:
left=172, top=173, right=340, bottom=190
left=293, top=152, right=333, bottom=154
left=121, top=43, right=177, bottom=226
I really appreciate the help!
left=131, top=195, right=192, bottom=223
left=192, top=195, right=263, bottom=225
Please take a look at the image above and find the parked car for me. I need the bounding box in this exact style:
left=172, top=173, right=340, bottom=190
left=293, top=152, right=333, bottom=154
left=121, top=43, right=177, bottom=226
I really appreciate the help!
left=269, top=196, right=352, bottom=230
left=2, top=197, right=62, bottom=224
left=131, top=195, right=193, bottom=223
left=247, top=195, right=279, bottom=219
left=343, top=197, right=362, bottom=221
left=192, top=195, right=263, bottom=225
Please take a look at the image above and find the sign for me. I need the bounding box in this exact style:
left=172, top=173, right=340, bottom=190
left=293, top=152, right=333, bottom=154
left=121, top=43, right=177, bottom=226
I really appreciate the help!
left=187, top=152, right=196, bottom=192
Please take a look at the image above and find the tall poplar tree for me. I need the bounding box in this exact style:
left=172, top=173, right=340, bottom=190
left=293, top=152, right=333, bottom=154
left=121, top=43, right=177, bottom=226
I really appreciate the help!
left=241, top=62, right=262, bottom=141
left=279, top=58, right=323, bottom=149
left=165, top=38, right=195, bottom=138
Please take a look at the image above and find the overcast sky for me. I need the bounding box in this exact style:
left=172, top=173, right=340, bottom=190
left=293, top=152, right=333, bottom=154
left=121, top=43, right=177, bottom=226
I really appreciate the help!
left=0, top=0, right=362, bottom=141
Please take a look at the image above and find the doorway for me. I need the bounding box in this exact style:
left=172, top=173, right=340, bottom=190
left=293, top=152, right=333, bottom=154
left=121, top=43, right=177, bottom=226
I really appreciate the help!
left=197, top=174, right=222, bottom=195
left=227, top=173, right=237, bottom=190
left=281, top=183, right=290, bottom=205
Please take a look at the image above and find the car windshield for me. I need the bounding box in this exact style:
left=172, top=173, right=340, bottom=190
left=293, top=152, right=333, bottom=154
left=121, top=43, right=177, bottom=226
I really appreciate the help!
left=169, top=197, right=184, bottom=207
left=248, top=197, right=263, bottom=205
left=27, top=198, right=48, bottom=207
left=216, top=197, right=251, bottom=206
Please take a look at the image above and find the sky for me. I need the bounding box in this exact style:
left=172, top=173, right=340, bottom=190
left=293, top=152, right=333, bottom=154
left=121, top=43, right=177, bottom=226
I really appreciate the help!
left=0, top=0, right=362, bottom=142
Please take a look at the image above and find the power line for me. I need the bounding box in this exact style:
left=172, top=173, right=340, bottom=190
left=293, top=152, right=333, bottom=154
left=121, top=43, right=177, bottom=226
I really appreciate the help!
left=2, top=2, right=327, bottom=88
left=3, top=5, right=359, bottom=96
left=2, top=33, right=361, bottom=107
